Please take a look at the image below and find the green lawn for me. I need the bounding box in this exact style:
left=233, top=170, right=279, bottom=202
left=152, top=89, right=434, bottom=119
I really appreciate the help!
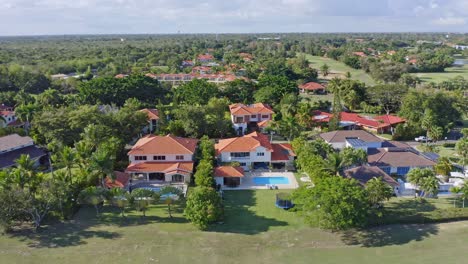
left=1, top=191, right=468, bottom=263
left=410, top=65, right=468, bottom=83
left=300, top=53, right=375, bottom=85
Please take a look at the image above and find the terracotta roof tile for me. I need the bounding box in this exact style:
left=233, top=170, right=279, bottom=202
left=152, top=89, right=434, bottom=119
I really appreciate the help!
left=215, top=132, right=273, bottom=153
left=299, top=82, right=325, bottom=91
left=229, top=103, right=274, bottom=115
left=126, top=162, right=194, bottom=175
left=214, top=166, right=244, bottom=178
left=129, top=135, right=198, bottom=155
left=140, top=108, right=159, bottom=120
left=105, top=171, right=130, bottom=188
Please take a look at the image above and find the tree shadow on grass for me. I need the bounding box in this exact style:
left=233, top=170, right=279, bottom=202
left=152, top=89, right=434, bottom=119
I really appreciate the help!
left=7, top=220, right=121, bottom=249
left=7, top=203, right=189, bottom=248
left=340, top=223, right=439, bottom=247
left=341, top=199, right=441, bottom=247
left=208, top=190, right=289, bottom=234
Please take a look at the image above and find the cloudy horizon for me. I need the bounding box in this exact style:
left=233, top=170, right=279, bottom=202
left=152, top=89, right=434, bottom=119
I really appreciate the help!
left=0, top=0, right=467, bottom=36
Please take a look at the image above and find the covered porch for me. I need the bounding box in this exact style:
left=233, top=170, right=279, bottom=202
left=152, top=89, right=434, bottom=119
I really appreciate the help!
left=126, top=161, right=194, bottom=184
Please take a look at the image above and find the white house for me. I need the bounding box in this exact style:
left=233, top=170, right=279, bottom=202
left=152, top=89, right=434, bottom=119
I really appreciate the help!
left=229, top=103, right=274, bottom=135
left=215, top=132, right=295, bottom=171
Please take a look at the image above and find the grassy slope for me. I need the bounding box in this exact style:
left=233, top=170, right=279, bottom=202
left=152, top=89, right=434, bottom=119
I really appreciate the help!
left=300, top=53, right=375, bottom=85
left=1, top=191, right=468, bottom=263
left=410, top=65, right=468, bottom=83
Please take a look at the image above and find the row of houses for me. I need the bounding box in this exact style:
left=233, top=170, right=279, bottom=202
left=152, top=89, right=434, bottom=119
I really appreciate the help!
left=313, top=111, right=406, bottom=134
left=145, top=73, right=247, bottom=85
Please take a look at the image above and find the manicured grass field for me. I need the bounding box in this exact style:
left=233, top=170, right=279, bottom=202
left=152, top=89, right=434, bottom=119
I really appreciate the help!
left=410, top=65, right=468, bottom=83
left=1, top=190, right=468, bottom=263
left=300, top=53, right=375, bottom=85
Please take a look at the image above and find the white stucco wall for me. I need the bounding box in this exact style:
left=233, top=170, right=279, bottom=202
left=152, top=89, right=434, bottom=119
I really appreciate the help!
left=129, top=154, right=193, bottom=164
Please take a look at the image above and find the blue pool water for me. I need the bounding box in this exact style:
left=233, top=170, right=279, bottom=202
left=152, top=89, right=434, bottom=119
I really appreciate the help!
left=140, top=187, right=161, bottom=192
left=253, top=176, right=290, bottom=185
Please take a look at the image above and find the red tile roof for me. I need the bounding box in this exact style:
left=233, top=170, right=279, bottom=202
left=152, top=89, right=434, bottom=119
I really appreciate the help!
left=126, top=162, right=194, bottom=175
left=271, top=143, right=295, bottom=161
left=215, top=132, right=273, bottom=153
left=299, top=82, right=325, bottom=91
left=257, top=120, right=271, bottom=128
left=374, top=115, right=405, bottom=125
left=214, top=166, right=244, bottom=178
left=129, top=135, right=198, bottom=155
left=140, top=108, right=159, bottom=120
left=353, top=52, right=367, bottom=57
left=229, top=103, right=274, bottom=116
left=197, top=54, right=214, bottom=61
left=105, top=171, right=130, bottom=188
left=312, top=111, right=405, bottom=129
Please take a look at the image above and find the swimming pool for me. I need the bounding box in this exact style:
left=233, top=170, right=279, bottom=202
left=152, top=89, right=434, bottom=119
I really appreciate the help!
left=253, top=176, right=290, bottom=185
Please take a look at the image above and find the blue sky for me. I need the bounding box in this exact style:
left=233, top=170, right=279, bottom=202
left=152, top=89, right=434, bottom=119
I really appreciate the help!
left=0, top=0, right=467, bottom=35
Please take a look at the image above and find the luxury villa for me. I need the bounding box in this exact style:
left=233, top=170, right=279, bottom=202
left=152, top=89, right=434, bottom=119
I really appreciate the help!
left=215, top=131, right=295, bottom=172
left=125, top=134, right=199, bottom=185
left=229, top=103, right=274, bottom=135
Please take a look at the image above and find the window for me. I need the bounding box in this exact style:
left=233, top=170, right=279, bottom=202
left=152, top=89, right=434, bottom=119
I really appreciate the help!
left=235, top=117, right=244, bottom=123
left=257, top=152, right=265, bottom=157
left=251, top=115, right=257, bottom=118
left=397, top=167, right=410, bottom=175
left=239, top=163, right=247, bottom=166
left=153, top=156, right=166, bottom=161
left=230, top=152, right=250, bottom=158
left=176, top=155, right=184, bottom=160
left=381, top=167, right=391, bottom=174
left=135, top=156, right=147, bottom=161
left=261, top=115, right=269, bottom=119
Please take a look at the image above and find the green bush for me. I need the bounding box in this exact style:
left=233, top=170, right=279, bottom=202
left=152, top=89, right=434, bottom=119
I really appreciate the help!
left=442, top=143, right=456, bottom=148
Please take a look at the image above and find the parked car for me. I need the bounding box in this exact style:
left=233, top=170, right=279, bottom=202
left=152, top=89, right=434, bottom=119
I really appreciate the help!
left=415, top=136, right=432, bottom=142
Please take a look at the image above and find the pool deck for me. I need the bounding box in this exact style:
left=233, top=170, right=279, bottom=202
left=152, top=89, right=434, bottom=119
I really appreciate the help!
left=222, top=171, right=299, bottom=190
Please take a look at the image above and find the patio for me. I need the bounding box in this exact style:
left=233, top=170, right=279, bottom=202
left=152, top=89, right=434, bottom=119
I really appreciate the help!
left=222, top=171, right=299, bottom=190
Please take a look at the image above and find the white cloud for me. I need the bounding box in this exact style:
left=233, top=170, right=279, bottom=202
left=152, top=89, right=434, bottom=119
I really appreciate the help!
left=433, top=17, right=466, bottom=26
left=0, top=0, right=467, bottom=35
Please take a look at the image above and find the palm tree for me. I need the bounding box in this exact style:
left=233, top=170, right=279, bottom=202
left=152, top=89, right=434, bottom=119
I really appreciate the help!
left=323, top=152, right=345, bottom=176
left=52, top=146, right=76, bottom=184
left=108, top=188, right=130, bottom=217
left=160, top=186, right=182, bottom=218
left=91, top=148, right=115, bottom=187
left=78, top=186, right=106, bottom=216
left=435, top=157, right=452, bottom=182
left=131, top=188, right=158, bottom=217
left=407, top=168, right=439, bottom=198
left=15, top=154, right=37, bottom=189
left=455, top=138, right=468, bottom=171
left=320, top=64, right=330, bottom=77
left=449, top=187, right=461, bottom=208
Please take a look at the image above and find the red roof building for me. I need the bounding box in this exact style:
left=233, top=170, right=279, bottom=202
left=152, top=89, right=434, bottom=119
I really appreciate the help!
left=298, top=82, right=326, bottom=93
left=197, top=54, right=214, bottom=62
left=229, top=103, right=274, bottom=135
left=126, top=135, right=198, bottom=184
left=215, top=132, right=295, bottom=171
left=312, top=111, right=405, bottom=134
